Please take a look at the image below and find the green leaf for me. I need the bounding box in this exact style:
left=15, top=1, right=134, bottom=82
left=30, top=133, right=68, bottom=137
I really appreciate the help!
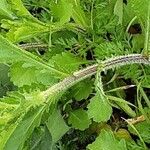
left=128, top=121, right=150, bottom=144
left=7, top=0, right=40, bottom=23
left=49, top=51, right=83, bottom=74
left=70, top=0, right=88, bottom=28
left=71, top=79, right=93, bottom=101
left=1, top=19, right=49, bottom=42
left=87, top=93, right=112, bottom=122
left=51, top=0, right=73, bottom=25
left=46, top=109, right=70, bottom=143
left=87, top=129, right=127, bottom=150
left=114, top=0, right=123, bottom=24
left=94, top=42, right=124, bottom=60
left=0, top=0, right=15, bottom=20
left=0, top=64, right=13, bottom=97
left=128, top=0, right=149, bottom=27
left=26, top=126, right=53, bottom=150
left=127, top=0, right=150, bottom=54
left=0, top=35, right=67, bottom=78
left=10, top=62, right=37, bottom=87
left=68, top=108, right=91, bottom=131
left=0, top=106, right=45, bottom=150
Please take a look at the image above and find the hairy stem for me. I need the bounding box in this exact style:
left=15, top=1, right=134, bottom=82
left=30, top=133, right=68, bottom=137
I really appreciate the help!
left=42, top=54, right=150, bottom=98
left=19, top=43, right=48, bottom=50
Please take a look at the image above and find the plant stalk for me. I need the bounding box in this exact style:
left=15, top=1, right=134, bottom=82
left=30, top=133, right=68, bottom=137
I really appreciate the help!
left=42, top=54, right=150, bottom=98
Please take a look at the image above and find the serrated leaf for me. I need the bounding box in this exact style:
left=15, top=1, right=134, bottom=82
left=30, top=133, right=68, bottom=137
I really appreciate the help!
left=87, top=93, right=112, bottom=122
left=46, top=109, right=70, bottom=143
left=71, top=79, right=93, bottom=101
left=87, top=129, right=127, bottom=150
left=94, top=42, right=123, bottom=60
left=9, top=62, right=37, bottom=87
left=49, top=52, right=83, bottom=74
left=36, top=70, right=58, bottom=86
left=1, top=19, right=49, bottom=42
left=117, top=64, right=142, bottom=80
left=68, top=108, right=91, bottom=131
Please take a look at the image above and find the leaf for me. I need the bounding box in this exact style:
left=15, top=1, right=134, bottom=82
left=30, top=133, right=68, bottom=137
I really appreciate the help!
left=0, top=106, right=45, bottom=150
left=127, top=0, right=150, bottom=54
left=128, top=0, right=149, bottom=27
left=70, top=79, right=93, bottom=101
left=7, top=0, right=40, bottom=23
left=69, top=0, right=88, bottom=28
left=27, top=126, right=54, bottom=150
left=0, top=64, right=13, bottom=97
left=9, top=62, right=37, bottom=87
left=87, top=129, right=127, bottom=150
left=0, top=35, right=67, bottom=78
left=51, top=0, right=73, bottom=25
left=1, top=19, right=49, bottom=42
left=46, top=109, right=70, bottom=143
left=114, top=0, right=123, bottom=24
left=49, top=51, right=83, bottom=74
left=68, top=108, right=91, bottom=131
left=0, top=0, right=15, bottom=20
left=87, top=93, right=112, bottom=122
left=128, top=121, right=150, bottom=144
left=94, top=42, right=124, bottom=60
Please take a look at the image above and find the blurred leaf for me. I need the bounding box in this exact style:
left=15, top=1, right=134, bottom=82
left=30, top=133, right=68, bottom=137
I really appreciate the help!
left=114, top=0, right=123, bottom=24
left=0, top=0, right=15, bottom=20
left=87, top=129, right=127, bottom=150
left=128, top=121, right=150, bottom=143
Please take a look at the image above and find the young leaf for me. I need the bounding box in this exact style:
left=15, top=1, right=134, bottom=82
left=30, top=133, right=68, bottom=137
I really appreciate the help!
left=87, top=93, right=112, bottom=122
left=49, top=51, right=83, bottom=74
left=46, top=109, right=70, bottom=143
left=68, top=108, right=91, bottom=131
left=87, top=67, right=112, bottom=122
left=87, top=129, right=127, bottom=150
